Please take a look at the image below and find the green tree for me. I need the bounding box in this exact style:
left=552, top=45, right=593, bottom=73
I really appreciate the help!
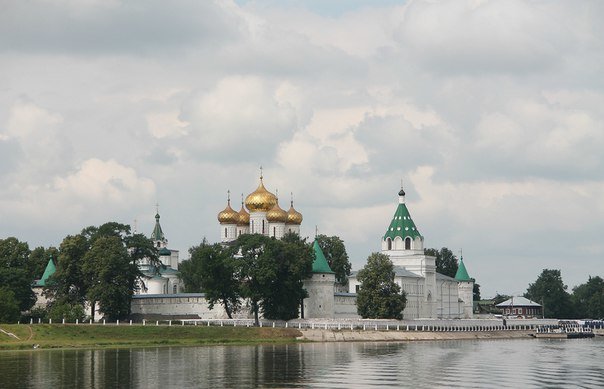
left=0, top=287, right=20, bottom=323
left=0, top=237, right=30, bottom=268
left=182, top=240, right=241, bottom=318
left=83, top=235, right=139, bottom=321
left=234, top=234, right=312, bottom=324
left=47, top=234, right=90, bottom=309
left=473, top=283, right=481, bottom=302
left=356, top=253, right=407, bottom=319
left=525, top=269, right=573, bottom=319
left=48, top=222, right=154, bottom=320
left=493, top=293, right=511, bottom=305
left=0, top=268, right=36, bottom=312
left=263, top=233, right=313, bottom=320
left=316, top=234, right=351, bottom=286
left=425, top=247, right=458, bottom=277
left=572, top=276, right=604, bottom=319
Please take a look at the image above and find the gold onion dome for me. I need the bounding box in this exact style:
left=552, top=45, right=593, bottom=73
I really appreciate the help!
left=266, top=199, right=288, bottom=223
left=217, top=193, right=239, bottom=224
left=244, top=176, right=277, bottom=212
left=237, top=198, right=250, bottom=226
left=287, top=199, right=303, bottom=225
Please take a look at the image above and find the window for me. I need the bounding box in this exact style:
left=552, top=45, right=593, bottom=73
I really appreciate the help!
left=173, top=285, right=177, bottom=294
left=262, top=220, right=265, bottom=234
left=273, top=227, right=276, bottom=237
left=251, top=220, right=254, bottom=231
left=355, top=285, right=360, bottom=293
left=224, top=228, right=227, bottom=238
left=387, top=238, right=392, bottom=250
left=405, top=237, right=411, bottom=250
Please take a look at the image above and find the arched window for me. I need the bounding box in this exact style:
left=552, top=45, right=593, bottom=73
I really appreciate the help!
left=157, top=242, right=161, bottom=248
left=224, top=228, right=227, bottom=238
left=387, top=238, right=392, bottom=250
left=273, top=227, right=276, bottom=237
left=251, top=220, right=254, bottom=232
left=289, top=228, right=292, bottom=233
left=262, top=220, right=265, bottom=234
left=173, top=285, right=177, bottom=294
left=405, top=237, right=411, bottom=250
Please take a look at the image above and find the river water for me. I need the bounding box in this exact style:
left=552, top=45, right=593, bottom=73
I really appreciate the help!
left=1, top=337, right=603, bottom=388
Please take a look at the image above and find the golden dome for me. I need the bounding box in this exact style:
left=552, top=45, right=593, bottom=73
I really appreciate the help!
left=244, top=177, right=277, bottom=212
left=266, top=201, right=288, bottom=223
left=286, top=200, right=303, bottom=225
left=237, top=203, right=250, bottom=226
left=218, top=193, right=239, bottom=224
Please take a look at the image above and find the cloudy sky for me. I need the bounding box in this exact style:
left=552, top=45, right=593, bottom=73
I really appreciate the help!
left=1, top=0, right=603, bottom=298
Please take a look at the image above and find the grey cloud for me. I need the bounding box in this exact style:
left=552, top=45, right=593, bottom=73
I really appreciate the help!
left=0, top=1, right=242, bottom=54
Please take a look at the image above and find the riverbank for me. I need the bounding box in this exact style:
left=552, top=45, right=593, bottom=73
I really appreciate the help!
left=298, top=329, right=534, bottom=342
left=0, top=324, right=303, bottom=350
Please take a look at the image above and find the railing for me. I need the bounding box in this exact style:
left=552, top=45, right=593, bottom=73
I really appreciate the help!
left=19, top=317, right=564, bottom=332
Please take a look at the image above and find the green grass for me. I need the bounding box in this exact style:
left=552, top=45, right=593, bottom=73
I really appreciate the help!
left=0, top=324, right=303, bottom=350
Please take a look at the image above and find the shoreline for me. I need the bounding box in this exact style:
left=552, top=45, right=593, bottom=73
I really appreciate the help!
left=0, top=324, right=578, bottom=351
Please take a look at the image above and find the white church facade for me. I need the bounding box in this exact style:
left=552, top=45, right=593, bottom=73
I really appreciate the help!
left=347, top=187, right=474, bottom=319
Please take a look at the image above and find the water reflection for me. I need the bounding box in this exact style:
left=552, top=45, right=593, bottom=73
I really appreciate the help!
left=1, top=338, right=604, bottom=388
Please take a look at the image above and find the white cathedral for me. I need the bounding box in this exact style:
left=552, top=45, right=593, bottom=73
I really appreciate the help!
left=213, top=173, right=474, bottom=320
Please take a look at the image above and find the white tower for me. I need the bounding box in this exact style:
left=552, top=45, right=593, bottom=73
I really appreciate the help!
left=381, top=185, right=436, bottom=318
left=455, top=255, right=474, bottom=318
left=303, top=239, right=335, bottom=319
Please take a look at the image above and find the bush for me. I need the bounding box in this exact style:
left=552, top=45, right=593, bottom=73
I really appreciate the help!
left=48, top=302, right=86, bottom=322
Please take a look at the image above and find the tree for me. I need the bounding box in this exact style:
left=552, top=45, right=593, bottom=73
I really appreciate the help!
left=48, top=222, right=154, bottom=320
left=47, top=234, right=90, bottom=309
left=316, top=234, right=351, bottom=286
left=234, top=234, right=313, bottom=324
left=0, top=237, right=30, bottom=268
left=182, top=240, right=241, bottom=319
left=572, top=276, right=604, bottom=319
left=0, top=237, right=36, bottom=312
left=356, top=253, right=407, bottom=319
left=493, top=293, right=511, bottom=305
left=473, top=283, right=481, bottom=302
left=525, top=269, right=573, bottom=319
left=0, top=287, right=20, bottom=323
left=424, top=247, right=458, bottom=277
left=83, top=235, right=139, bottom=321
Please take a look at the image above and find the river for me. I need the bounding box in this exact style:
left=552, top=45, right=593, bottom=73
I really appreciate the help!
left=1, top=337, right=603, bottom=388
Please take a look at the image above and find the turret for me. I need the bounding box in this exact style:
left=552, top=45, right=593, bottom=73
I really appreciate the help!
left=455, top=255, right=474, bottom=318
left=303, top=239, right=335, bottom=318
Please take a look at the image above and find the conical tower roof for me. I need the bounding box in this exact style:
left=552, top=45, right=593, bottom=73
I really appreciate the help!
left=383, top=188, right=422, bottom=241
left=455, top=256, right=472, bottom=281
left=151, top=212, right=165, bottom=241
left=312, top=239, right=334, bottom=274
left=35, top=256, right=56, bottom=287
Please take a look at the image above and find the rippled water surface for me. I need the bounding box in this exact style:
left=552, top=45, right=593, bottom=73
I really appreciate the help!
left=2, top=338, right=604, bottom=388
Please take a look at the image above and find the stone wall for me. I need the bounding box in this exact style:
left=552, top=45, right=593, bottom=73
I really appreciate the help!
left=130, top=293, right=234, bottom=320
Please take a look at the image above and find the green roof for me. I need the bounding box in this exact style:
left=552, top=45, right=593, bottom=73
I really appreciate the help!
left=455, top=257, right=472, bottom=281
left=312, top=240, right=334, bottom=274
left=158, top=247, right=171, bottom=256
left=35, top=256, right=56, bottom=287
left=151, top=213, right=165, bottom=242
left=383, top=202, right=422, bottom=241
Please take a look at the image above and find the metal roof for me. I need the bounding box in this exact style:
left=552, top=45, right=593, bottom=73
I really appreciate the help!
left=496, top=296, right=541, bottom=307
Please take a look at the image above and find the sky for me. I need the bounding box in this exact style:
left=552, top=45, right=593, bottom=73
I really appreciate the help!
left=1, top=0, right=603, bottom=298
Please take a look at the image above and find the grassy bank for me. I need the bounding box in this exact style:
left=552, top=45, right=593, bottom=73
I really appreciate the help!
left=0, top=324, right=303, bottom=350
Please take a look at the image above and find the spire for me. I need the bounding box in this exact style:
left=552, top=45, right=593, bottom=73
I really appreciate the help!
left=398, top=180, right=406, bottom=203
left=152, top=206, right=165, bottom=242
left=290, top=191, right=294, bottom=207
left=455, top=255, right=472, bottom=281
left=227, top=189, right=231, bottom=206
left=260, top=165, right=263, bottom=181
left=312, top=239, right=334, bottom=274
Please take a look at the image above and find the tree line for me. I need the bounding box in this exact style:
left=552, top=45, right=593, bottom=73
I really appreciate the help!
left=0, top=223, right=159, bottom=323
